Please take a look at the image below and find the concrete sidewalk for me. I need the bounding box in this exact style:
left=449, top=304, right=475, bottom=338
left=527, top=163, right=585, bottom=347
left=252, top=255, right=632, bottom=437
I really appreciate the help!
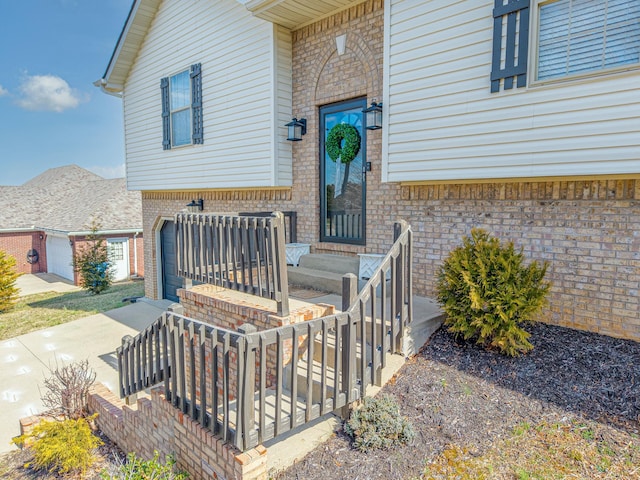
left=15, top=273, right=80, bottom=297
left=0, top=299, right=171, bottom=453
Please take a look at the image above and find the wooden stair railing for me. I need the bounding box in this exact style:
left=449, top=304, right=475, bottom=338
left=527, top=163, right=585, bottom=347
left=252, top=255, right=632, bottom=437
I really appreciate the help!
left=175, top=211, right=289, bottom=316
left=117, top=221, right=412, bottom=451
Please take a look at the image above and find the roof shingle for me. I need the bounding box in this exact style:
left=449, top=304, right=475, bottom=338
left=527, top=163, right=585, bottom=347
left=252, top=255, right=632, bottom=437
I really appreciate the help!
left=0, top=165, right=142, bottom=232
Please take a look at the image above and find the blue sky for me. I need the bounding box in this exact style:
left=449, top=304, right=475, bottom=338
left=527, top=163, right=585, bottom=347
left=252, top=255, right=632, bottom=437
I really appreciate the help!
left=0, top=0, right=132, bottom=185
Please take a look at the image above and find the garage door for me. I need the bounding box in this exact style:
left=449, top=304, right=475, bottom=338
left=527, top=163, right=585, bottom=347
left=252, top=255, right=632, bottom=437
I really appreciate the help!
left=46, top=235, right=74, bottom=281
left=160, top=221, right=181, bottom=302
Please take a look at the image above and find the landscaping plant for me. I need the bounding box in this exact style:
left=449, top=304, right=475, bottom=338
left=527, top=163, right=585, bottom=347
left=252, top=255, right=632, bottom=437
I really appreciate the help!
left=344, top=394, right=415, bottom=452
left=436, top=228, right=551, bottom=356
left=101, top=451, right=188, bottom=479
left=73, top=220, right=113, bottom=294
left=40, top=359, right=97, bottom=420
left=0, top=249, right=20, bottom=312
left=13, top=416, right=103, bottom=475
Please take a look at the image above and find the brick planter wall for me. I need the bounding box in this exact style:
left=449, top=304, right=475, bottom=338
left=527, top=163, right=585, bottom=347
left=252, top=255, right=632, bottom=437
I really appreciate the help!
left=89, top=384, right=268, bottom=480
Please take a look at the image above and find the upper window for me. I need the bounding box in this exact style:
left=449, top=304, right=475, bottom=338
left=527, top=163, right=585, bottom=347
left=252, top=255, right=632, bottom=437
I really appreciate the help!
left=161, top=64, right=203, bottom=150
left=169, top=70, right=191, bottom=146
left=536, top=0, right=640, bottom=81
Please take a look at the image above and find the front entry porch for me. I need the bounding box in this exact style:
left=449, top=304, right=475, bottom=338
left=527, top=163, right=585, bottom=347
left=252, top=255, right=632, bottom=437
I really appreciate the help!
left=90, top=212, right=443, bottom=479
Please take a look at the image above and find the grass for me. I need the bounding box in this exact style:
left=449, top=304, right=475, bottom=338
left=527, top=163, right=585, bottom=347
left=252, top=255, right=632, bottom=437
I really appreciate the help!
left=0, top=281, right=145, bottom=341
left=422, top=419, right=640, bottom=479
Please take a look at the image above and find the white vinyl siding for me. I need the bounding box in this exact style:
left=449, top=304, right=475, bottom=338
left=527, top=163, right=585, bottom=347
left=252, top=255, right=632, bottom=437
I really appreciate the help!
left=382, top=0, right=640, bottom=183
left=273, top=24, right=293, bottom=186
left=123, top=0, right=292, bottom=190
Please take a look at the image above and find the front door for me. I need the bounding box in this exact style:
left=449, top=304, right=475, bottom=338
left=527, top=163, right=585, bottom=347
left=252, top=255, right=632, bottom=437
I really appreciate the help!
left=320, top=98, right=367, bottom=245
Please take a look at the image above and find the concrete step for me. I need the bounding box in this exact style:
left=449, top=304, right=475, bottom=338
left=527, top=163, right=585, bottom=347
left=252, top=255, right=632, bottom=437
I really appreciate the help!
left=288, top=266, right=344, bottom=294
left=298, top=254, right=359, bottom=275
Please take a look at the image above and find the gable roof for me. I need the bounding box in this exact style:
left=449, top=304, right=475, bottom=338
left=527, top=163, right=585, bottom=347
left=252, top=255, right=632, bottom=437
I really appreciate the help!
left=0, top=165, right=142, bottom=234
left=96, top=0, right=162, bottom=95
left=96, top=0, right=361, bottom=94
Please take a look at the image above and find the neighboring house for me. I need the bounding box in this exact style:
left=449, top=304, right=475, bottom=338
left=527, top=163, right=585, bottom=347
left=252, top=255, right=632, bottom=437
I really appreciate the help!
left=96, top=0, right=640, bottom=340
left=0, top=165, right=144, bottom=284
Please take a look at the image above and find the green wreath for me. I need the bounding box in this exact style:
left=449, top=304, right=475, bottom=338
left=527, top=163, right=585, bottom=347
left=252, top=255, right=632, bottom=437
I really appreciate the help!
left=326, top=124, right=361, bottom=164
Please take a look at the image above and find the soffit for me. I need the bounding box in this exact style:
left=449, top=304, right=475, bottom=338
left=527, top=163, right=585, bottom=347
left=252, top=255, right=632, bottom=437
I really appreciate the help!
left=102, top=0, right=162, bottom=92
left=240, top=0, right=361, bottom=30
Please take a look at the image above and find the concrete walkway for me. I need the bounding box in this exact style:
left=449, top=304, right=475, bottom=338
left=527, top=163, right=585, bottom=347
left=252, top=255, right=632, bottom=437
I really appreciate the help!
left=0, top=298, right=171, bottom=453
left=15, top=273, right=80, bottom=297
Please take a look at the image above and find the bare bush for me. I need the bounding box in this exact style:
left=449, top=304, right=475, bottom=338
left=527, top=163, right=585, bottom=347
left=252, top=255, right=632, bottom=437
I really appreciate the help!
left=41, top=359, right=97, bottom=420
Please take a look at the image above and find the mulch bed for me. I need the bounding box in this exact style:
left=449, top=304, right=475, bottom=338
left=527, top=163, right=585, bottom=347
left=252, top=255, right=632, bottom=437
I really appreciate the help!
left=276, top=323, right=640, bottom=479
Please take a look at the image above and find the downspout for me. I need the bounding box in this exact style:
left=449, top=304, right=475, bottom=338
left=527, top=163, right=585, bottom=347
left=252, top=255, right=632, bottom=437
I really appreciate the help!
left=133, top=232, right=138, bottom=277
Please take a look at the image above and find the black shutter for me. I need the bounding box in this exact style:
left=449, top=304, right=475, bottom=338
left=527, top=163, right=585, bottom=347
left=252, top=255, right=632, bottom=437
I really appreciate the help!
left=191, top=63, right=203, bottom=145
left=490, top=0, right=530, bottom=93
left=161, top=76, right=171, bottom=150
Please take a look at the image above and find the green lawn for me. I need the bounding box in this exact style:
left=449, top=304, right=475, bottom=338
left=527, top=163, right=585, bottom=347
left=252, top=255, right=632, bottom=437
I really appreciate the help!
left=0, top=281, right=145, bottom=341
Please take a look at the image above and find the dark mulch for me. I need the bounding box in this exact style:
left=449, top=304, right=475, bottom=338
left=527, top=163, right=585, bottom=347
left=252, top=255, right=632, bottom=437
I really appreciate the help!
left=276, top=323, right=640, bottom=480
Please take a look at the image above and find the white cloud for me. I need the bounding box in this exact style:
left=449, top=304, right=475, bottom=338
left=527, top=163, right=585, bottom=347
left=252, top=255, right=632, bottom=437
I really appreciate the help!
left=17, top=75, right=82, bottom=112
left=88, top=163, right=126, bottom=179
left=0, top=85, right=8, bottom=96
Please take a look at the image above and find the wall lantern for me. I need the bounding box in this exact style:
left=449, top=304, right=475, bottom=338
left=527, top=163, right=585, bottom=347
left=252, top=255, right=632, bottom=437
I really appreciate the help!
left=363, top=102, right=383, bottom=130
left=186, top=199, right=204, bottom=213
left=285, top=118, right=307, bottom=141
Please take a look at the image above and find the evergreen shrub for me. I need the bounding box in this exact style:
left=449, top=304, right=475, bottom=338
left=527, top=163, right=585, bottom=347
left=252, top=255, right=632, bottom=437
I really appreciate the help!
left=344, top=394, right=415, bottom=452
left=73, top=221, right=112, bottom=294
left=436, top=228, right=551, bottom=356
left=0, top=249, right=20, bottom=312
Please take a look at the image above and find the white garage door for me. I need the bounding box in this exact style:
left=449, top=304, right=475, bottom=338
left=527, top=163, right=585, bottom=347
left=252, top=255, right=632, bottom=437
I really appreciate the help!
left=46, top=235, right=74, bottom=281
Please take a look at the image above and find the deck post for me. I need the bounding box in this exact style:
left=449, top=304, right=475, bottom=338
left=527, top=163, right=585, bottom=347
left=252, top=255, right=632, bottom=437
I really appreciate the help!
left=238, top=323, right=257, bottom=450
left=272, top=212, right=290, bottom=317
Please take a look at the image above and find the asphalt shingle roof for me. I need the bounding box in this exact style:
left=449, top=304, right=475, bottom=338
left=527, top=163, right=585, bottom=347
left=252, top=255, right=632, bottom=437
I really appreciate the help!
left=0, top=165, right=142, bottom=232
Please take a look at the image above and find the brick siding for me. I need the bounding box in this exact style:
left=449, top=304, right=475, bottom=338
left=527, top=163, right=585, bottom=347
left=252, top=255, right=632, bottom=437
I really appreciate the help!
left=0, top=231, right=47, bottom=274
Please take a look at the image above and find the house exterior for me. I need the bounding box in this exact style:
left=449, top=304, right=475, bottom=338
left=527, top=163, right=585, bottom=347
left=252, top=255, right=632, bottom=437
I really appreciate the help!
left=98, top=0, right=640, bottom=340
left=0, top=165, right=144, bottom=284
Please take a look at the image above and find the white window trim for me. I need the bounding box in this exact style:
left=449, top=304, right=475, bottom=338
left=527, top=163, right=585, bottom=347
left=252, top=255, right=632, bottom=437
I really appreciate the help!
left=528, top=0, right=640, bottom=87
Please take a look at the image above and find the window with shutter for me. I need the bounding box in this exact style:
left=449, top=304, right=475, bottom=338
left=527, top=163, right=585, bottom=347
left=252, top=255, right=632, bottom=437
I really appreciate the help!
left=535, top=0, right=640, bottom=81
left=161, top=77, right=171, bottom=150
left=491, top=0, right=530, bottom=92
left=191, top=63, right=203, bottom=145
left=160, top=64, right=203, bottom=148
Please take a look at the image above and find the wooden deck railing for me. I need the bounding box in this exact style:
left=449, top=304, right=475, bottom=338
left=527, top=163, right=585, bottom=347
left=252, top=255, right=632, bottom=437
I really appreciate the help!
left=175, top=212, right=289, bottom=316
left=117, top=221, right=412, bottom=451
left=239, top=211, right=298, bottom=244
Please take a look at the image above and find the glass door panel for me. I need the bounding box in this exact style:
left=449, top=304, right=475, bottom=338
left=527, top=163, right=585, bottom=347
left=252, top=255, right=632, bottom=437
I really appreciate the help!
left=320, top=98, right=367, bottom=244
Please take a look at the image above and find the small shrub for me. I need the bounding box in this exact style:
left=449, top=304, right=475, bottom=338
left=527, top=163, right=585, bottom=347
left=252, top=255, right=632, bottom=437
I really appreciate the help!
left=41, top=359, right=96, bottom=420
left=13, top=416, right=102, bottom=475
left=343, top=394, right=415, bottom=452
left=101, top=451, right=188, bottom=480
left=436, top=228, right=551, bottom=356
left=0, top=249, right=20, bottom=312
left=73, top=220, right=113, bottom=294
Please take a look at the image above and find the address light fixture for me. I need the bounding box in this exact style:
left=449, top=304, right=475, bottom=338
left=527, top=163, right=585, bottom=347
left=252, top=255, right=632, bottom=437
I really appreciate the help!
left=363, top=101, right=383, bottom=130
left=285, top=118, right=307, bottom=141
